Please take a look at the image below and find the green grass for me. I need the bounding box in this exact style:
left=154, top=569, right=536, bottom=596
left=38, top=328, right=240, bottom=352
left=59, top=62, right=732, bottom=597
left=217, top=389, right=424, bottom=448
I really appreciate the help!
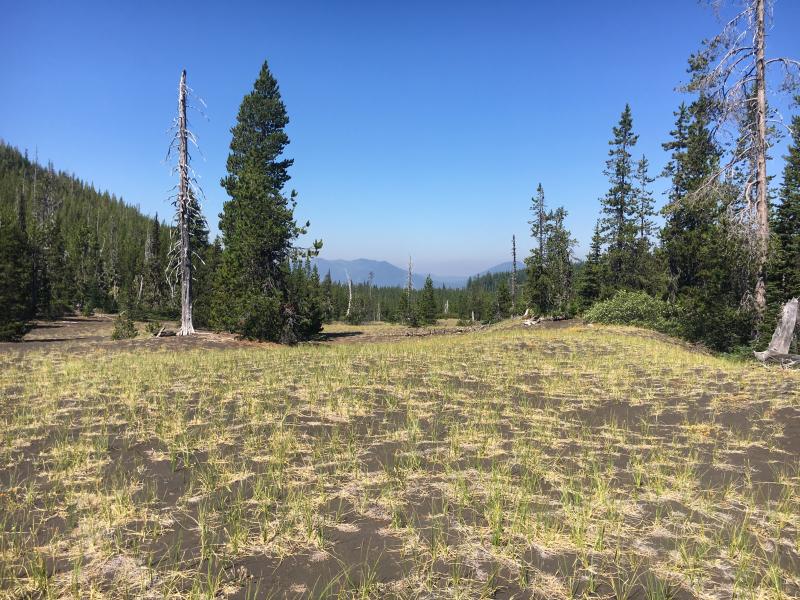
left=0, top=322, right=798, bottom=598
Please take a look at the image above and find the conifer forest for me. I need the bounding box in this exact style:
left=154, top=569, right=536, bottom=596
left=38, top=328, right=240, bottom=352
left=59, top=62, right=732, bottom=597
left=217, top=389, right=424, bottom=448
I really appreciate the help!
left=1, top=1, right=799, bottom=598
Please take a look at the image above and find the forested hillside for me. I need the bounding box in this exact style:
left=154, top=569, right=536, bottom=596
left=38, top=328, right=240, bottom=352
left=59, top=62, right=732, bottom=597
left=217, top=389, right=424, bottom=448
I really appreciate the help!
left=0, top=142, right=176, bottom=318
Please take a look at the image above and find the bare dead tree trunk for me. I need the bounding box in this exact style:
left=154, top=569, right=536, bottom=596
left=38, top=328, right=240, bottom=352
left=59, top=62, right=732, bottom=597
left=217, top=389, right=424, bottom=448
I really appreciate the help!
left=511, top=234, right=517, bottom=314
left=345, top=269, right=352, bottom=318
left=754, top=298, right=798, bottom=361
left=405, top=257, right=414, bottom=323
left=406, top=257, right=413, bottom=296
left=688, top=0, right=799, bottom=319
left=177, top=70, right=194, bottom=336
left=753, top=0, right=769, bottom=314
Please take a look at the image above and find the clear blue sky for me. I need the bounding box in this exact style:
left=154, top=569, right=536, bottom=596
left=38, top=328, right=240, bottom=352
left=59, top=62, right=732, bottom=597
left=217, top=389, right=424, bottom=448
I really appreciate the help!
left=2, top=1, right=798, bottom=276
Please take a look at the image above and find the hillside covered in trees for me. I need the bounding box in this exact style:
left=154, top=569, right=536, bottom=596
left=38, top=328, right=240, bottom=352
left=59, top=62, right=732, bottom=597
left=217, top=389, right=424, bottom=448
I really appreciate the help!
left=0, top=143, right=174, bottom=318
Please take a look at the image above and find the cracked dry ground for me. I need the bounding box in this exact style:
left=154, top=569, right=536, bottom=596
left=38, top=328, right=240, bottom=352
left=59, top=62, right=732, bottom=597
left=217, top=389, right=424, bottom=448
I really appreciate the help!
left=1, top=322, right=799, bottom=599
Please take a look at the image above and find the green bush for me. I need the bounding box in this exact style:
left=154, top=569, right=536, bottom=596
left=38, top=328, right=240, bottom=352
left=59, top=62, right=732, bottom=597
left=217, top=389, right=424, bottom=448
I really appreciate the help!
left=111, top=313, right=138, bottom=340
left=0, top=320, right=31, bottom=342
left=145, top=320, right=163, bottom=336
left=583, top=290, right=671, bottom=330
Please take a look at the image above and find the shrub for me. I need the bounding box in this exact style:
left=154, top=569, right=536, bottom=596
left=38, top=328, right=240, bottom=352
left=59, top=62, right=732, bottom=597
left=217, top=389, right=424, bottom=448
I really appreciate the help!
left=583, top=290, right=671, bottom=331
left=0, top=320, right=31, bottom=342
left=111, top=313, right=138, bottom=340
left=145, top=320, right=163, bottom=336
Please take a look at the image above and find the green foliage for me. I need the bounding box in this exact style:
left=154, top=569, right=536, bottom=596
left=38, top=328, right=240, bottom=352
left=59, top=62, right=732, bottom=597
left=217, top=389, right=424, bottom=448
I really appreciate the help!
left=0, top=214, right=33, bottom=341
left=211, top=60, right=322, bottom=343
left=192, top=238, right=221, bottom=329
left=770, top=113, right=800, bottom=303
left=577, top=223, right=605, bottom=308
left=584, top=290, right=671, bottom=331
left=418, top=276, right=438, bottom=325
left=598, top=104, right=641, bottom=291
left=111, top=313, right=138, bottom=340
left=524, top=185, right=576, bottom=315
left=145, top=320, right=163, bottom=336
left=0, top=143, right=172, bottom=317
left=495, top=279, right=511, bottom=319
left=660, top=92, right=757, bottom=351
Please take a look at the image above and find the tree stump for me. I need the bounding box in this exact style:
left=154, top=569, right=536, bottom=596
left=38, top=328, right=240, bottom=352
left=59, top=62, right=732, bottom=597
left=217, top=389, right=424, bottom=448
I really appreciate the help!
left=755, top=298, right=799, bottom=362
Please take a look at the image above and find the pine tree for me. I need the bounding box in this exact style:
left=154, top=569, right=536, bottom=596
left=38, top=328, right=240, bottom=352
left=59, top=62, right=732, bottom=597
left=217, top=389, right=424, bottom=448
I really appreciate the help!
left=525, top=183, right=548, bottom=313
left=634, top=156, right=656, bottom=241
left=771, top=111, right=800, bottom=302
left=661, top=94, right=722, bottom=298
left=632, top=155, right=659, bottom=292
left=660, top=94, right=756, bottom=350
left=543, top=207, right=576, bottom=315
left=0, top=214, right=33, bottom=340
left=211, top=60, right=322, bottom=342
left=578, top=222, right=606, bottom=309
left=143, top=215, right=164, bottom=312
left=495, top=279, right=511, bottom=319
left=599, top=104, right=639, bottom=292
left=419, top=275, right=438, bottom=325
left=320, top=270, right=335, bottom=322
left=662, top=103, right=691, bottom=202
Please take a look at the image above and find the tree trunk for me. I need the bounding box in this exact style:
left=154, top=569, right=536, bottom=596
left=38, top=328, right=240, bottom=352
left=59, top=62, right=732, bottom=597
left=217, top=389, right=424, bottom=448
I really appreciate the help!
left=511, top=234, right=517, bottom=314
left=345, top=270, right=352, bottom=318
left=754, top=298, right=798, bottom=360
left=177, top=70, right=194, bottom=336
left=754, top=0, right=769, bottom=315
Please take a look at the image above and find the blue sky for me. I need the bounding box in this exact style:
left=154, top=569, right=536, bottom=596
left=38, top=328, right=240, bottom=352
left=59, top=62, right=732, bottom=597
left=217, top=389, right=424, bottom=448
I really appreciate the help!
left=2, top=1, right=798, bottom=276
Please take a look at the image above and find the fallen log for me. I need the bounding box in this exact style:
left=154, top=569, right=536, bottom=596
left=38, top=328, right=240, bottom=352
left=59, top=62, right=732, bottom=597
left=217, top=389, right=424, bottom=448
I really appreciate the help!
left=759, top=353, right=800, bottom=368
left=755, top=298, right=798, bottom=362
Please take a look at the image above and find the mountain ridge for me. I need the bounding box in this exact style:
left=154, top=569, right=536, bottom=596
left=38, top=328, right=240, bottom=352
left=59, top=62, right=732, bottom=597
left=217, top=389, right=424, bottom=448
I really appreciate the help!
left=312, top=257, right=513, bottom=289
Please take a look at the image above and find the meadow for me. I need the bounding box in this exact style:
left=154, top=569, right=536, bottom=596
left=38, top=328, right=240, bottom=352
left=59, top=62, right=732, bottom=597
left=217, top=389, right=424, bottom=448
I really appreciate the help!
left=1, top=319, right=798, bottom=599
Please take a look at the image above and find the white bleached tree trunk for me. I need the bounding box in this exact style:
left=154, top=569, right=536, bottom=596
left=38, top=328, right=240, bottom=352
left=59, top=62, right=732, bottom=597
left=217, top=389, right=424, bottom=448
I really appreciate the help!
left=176, top=70, right=194, bottom=335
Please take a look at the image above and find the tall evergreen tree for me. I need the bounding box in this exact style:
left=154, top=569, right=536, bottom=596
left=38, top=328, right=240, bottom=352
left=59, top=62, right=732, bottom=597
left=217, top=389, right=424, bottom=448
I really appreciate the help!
left=543, top=207, right=576, bottom=315
left=661, top=93, right=756, bottom=350
left=211, top=60, right=322, bottom=342
left=495, top=279, right=512, bottom=319
left=419, top=275, right=438, bottom=325
left=771, top=110, right=800, bottom=303
left=143, top=215, right=164, bottom=312
left=634, top=156, right=656, bottom=241
left=0, top=214, right=34, bottom=340
left=525, top=183, right=549, bottom=312
left=599, top=104, right=640, bottom=292
left=632, top=155, right=660, bottom=292
left=578, top=222, right=606, bottom=308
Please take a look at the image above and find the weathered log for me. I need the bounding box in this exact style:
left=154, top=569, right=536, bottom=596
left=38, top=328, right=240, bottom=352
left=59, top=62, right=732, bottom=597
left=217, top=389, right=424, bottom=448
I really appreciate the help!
left=760, top=353, right=800, bottom=367
left=754, top=298, right=798, bottom=361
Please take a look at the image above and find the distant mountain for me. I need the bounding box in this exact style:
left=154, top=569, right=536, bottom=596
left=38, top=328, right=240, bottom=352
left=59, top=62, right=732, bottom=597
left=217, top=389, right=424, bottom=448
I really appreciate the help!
left=312, top=257, right=515, bottom=289
left=482, top=261, right=513, bottom=274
